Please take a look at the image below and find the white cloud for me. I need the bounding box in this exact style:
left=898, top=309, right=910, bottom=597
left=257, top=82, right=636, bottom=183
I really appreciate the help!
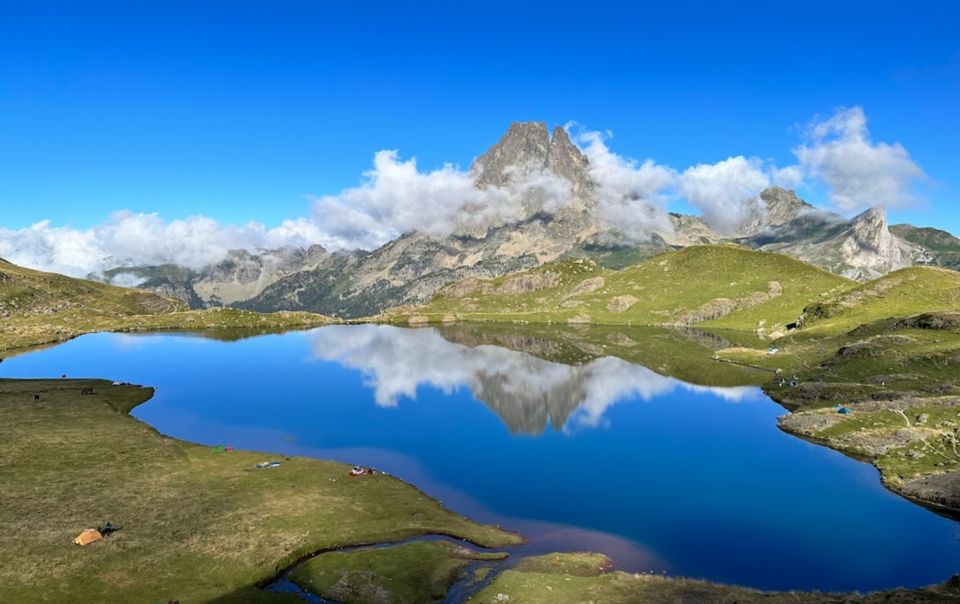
left=311, top=149, right=575, bottom=248
left=678, top=156, right=772, bottom=234
left=771, top=165, right=804, bottom=188
left=575, top=129, right=677, bottom=242
left=0, top=212, right=324, bottom=277
left=0, top=150, right=580, bottom=277
left=794, top=106, right=925, bottom=211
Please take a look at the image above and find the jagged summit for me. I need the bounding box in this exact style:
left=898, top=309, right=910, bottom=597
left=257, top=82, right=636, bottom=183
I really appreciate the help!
left=759, top=187, right=816, bottom=227
left=849, top=206, right=892, bottom=254
left=733, top=187, right=818, bottom=237
left=472, top=122, right=589, bottom=192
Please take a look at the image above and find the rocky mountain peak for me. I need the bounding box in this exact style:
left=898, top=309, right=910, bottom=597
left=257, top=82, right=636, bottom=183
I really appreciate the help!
left=849, top=206, right=893, bottom=254
left=546, top=126, right=591, bottom=195
left=835, top=204, right=914, bottom=279
left=735, top=187, right=815, bottom=237
left=472, top=122, right=589, bottom=192
left=759, top=187, right=815, bottom=227
left=472, top=122, right=550, bottom=188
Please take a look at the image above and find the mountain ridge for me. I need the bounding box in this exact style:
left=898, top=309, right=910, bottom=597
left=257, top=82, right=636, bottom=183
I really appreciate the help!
left=95, top=121, right=953, bottom=318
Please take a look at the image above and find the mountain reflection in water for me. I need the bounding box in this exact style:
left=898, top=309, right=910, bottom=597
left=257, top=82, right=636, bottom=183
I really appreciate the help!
left=310, top=324, right=758, bottom=434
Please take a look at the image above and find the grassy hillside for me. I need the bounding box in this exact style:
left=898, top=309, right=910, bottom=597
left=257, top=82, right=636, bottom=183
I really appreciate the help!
left=0, top=256, right=185, bottom=318
left=385, top=245, right=852, bottom=335
left=892, top=224, right=960, bottom=269
left=799, top=266, right=960, bottom=334
left=0, top=258, right=333, bottom=353
left=0, top=379, right=520, bottom=602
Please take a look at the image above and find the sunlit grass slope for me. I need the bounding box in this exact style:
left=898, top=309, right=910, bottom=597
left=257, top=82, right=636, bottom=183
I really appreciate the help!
left=800, top=266, right=960, bottom=334
left=0, top=258, right=333, bottom=353
left=385, top=245, right=852, bottom=334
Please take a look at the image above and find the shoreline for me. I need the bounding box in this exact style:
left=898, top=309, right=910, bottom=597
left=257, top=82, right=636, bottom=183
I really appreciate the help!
left=3, top=323, right=960, bottom=601
left=4, top=317, right=959, bottom=519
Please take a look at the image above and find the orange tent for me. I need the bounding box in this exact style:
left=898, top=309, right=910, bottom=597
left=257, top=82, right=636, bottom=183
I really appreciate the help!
left=73, top=529, right=102, bottom=546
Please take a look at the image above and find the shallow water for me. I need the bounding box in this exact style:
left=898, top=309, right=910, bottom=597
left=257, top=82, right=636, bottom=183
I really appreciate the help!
left=3, top=324, right=959, bottom=591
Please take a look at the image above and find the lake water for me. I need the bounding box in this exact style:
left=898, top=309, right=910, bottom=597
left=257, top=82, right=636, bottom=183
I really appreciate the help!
left=3, top=324, right=959, bottom=592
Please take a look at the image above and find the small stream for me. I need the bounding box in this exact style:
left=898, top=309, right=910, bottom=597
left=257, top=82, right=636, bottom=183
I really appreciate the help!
left=261, top=534, right=514, bottom=603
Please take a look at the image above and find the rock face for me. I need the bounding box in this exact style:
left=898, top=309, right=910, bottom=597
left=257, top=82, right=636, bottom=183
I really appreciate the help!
left=747, top=204, right=924, bottom=280
left=106, top=245, right=329, bottom=308
left=108, top=122, right=956, bottom=316
left=473, top=123, right=590, bottom=196
left=193, top=246, right=329, bottom=306
left=841, top=207, right=908, bottom=276
left=741, top=187, right=816, bottom=234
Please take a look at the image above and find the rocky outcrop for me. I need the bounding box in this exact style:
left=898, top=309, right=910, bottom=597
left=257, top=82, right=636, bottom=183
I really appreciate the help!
left=607, top=295, right=638, bottom=313
left=104, top=245, right=328, bottom=309
left=747, top=204, right=925, bottom=280
left=566, top=277, right=605, bottom=297
left=900, top=472, right=960, bottom=512
left=668, top=281, right=783, bottom=326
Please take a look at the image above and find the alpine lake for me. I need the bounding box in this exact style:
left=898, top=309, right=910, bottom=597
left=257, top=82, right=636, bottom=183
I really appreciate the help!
left=3, top=323, right=959, bottom=593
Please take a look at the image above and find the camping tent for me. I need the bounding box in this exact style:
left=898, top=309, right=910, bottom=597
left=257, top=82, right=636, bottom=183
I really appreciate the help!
left=73, top=529, right=102, bottom=546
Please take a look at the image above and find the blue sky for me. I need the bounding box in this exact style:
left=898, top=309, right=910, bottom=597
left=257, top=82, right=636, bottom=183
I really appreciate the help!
left=1, top=1, right=958, bottom=238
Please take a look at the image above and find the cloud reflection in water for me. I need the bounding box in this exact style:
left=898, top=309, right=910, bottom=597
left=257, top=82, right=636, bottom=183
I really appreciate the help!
left=310, top=324, right=758, bottom=434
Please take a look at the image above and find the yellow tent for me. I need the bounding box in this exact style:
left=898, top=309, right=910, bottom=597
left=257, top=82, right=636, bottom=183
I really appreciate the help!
left=73, top=529, right=102, bottom=546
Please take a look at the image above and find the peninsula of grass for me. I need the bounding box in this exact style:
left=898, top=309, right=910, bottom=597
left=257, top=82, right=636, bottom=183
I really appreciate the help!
left=290, top=540, right=508, bottom=604
left=469, top=553, right=960, bottom=603
left=0, top=379, right=521, bottom=603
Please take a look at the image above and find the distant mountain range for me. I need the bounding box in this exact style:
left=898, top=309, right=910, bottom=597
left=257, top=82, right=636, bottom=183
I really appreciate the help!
left=97, top=122, right=960, bottom=318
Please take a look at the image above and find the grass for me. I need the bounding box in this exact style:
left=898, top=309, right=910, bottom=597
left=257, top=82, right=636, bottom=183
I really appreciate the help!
left=290, top=540, right=507, bottom=604
left=383, top=245, right=852, bottom=335
left=6, top=248, right=960, bottom=600
left=799, top=267, right=960, bottom=335
left=0, top=379, right=521, bottom=603
left=512, top=551, right=610, bottom=576
left=468, top=553, right=960, bottom=603
left=891, top=225, right=960, bottom=269
left=0, top=257, right=334, bottom=353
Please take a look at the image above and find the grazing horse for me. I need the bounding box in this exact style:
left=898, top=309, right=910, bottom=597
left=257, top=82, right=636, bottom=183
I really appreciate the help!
left=81, top=387, right=95, bottom=396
